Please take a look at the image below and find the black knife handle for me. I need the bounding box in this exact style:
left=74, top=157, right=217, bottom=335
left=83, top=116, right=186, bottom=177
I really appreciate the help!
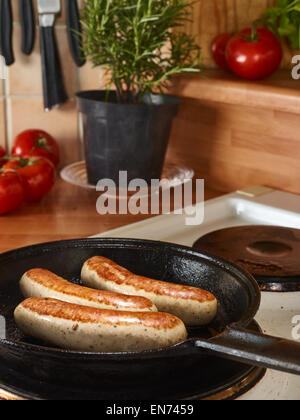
left=40, top=25, right=68, bottom=111
left=66, top=0, right=86, bottom=67
left=19, top=0, right=35, bottom=55
left=0, top=0, right=14, bottom=65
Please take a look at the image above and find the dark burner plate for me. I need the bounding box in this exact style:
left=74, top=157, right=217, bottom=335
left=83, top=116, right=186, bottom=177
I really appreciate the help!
left=193, top=226, right=300, bottom=292
left=0, top=322, right=265, bottom=400
left=256, top=276, right=300, bottom=292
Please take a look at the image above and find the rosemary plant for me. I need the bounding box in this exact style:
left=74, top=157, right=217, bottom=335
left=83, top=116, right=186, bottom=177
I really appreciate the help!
left=81, top=0, right=201, bottom=104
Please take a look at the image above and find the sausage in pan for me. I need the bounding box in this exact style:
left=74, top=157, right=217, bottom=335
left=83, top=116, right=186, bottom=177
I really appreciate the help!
left=14, top=298, right=188, bottom=352
left=20, top=269, right=157, bottom=312
left=81, top=257, right=218, bottom=326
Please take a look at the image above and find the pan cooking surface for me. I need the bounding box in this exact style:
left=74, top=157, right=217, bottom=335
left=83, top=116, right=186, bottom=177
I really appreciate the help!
left=0, top=238, right=259, bottom=351
left=0, top=321, right=266, bottom=400
left=0, top=238, right=261, bottom=400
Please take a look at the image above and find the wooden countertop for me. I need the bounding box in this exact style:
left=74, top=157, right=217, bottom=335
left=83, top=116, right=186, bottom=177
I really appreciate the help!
left=170, top=70, right=300, bottom=114
left=0, top=178, right=221, bottom=254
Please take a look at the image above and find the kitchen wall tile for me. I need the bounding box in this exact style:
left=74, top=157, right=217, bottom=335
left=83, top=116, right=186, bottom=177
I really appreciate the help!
left=0, top=99, right=7, bottom=149
left=2, top=1, right=101, bottom=167
left=11, top=1, right=23, bottom=22
left=79, top=62, right=106, bottom=92
left=8, top=24, right=78, bottom=97
left=8, top=97, right=80, bottom=165
left=8, top=24, right=42, bottom=96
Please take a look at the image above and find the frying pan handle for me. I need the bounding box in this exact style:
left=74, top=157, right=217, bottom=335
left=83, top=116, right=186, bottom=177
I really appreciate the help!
left=66, top=0, right=86, bottom=67
left=19, top=0, right=35, bottom=55
left=39, top=23, right=68, bottom=111
left=0, top=0, right=14, bottom=65
left=193, top=324, right=300, bottom=376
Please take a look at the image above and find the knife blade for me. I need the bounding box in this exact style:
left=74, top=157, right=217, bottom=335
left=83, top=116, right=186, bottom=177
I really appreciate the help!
left=38, top=0, right=68, bottom=111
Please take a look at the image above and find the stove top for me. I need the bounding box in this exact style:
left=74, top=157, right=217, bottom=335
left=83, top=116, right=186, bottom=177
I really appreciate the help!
left=96, top=185, right=300, bottom=400
left=193, top=225, right=300, bottom=292
left=1, top=186, right=299, bottom=400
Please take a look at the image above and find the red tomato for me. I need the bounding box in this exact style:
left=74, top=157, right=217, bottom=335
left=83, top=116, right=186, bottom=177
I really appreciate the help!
left=0, top=146, right=8, bottom=168
left=0, top=170, right=25, bottom=215
left=12, top=129, right=60, bottom=167
left=0, top=146, right=5, bottom=159
left=4, top=157, right=56, bottom=202
left=211, top=33, right=232, bottom=71
left=226, top=28, right=282, bottom=80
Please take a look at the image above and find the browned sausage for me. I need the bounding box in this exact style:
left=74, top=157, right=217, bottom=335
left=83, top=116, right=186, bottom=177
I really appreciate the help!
left=20, top=268, right=157, bottom=312
left=81, top=256, right=218, bottom=326
left=14, top=298, right=188, bottom=352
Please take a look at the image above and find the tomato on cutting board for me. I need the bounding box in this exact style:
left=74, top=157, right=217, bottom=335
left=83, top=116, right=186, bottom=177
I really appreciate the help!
left=226, top=27, right=283, bottom=80
left=0, top=170, right=25, bottom=215
left=211, top=33, right=232, bottom=71
left=12, top=129, right=60, bottom=167
left=4, top=157, right=56, bottom=202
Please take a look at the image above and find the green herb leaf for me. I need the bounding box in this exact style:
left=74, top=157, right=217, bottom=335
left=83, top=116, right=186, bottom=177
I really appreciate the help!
left=264, top=0, right=300, bottom=49
left=81, top=0, right=202, bottom=104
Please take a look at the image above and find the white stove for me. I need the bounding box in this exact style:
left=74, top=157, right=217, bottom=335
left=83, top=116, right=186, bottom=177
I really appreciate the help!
left=96, top=186, right=300, bottom=400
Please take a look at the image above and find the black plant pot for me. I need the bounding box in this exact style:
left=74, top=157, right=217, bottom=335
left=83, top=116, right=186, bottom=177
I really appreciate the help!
left=76, top=91, right=180, bottom=186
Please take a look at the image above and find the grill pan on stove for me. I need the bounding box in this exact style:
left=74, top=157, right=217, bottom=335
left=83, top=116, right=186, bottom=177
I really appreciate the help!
left=0, top=238, right=300, bottom=400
